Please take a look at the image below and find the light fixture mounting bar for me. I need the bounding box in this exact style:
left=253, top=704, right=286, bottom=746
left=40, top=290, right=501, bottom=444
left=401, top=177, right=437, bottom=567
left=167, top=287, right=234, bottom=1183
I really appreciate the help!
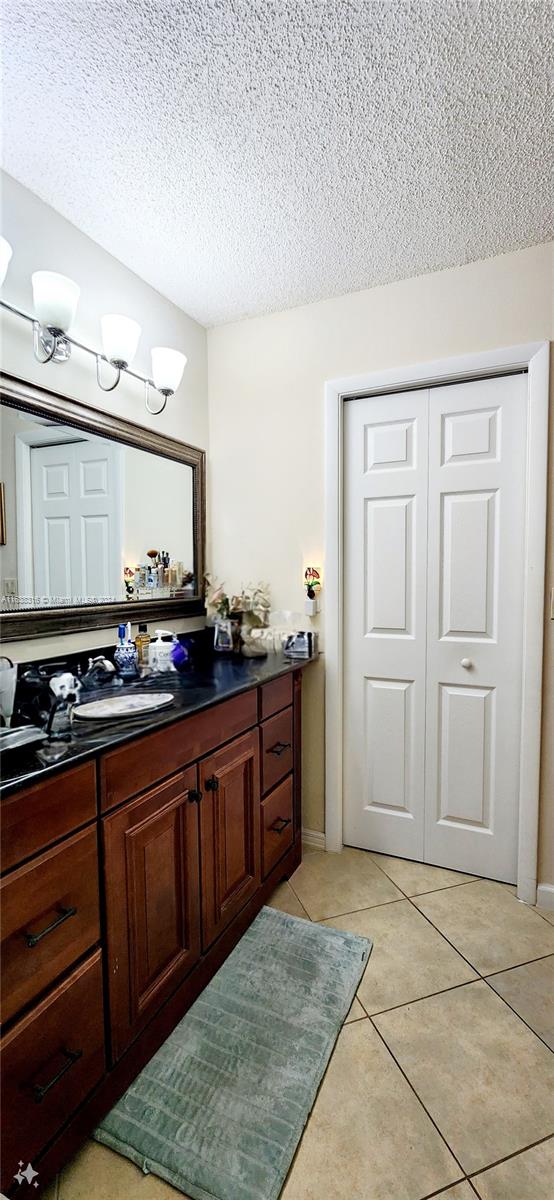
left=0, top=297, right=168, bottom=412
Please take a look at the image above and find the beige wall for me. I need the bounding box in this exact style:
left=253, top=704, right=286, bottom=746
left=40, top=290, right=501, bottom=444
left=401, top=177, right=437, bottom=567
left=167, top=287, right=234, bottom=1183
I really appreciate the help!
left=208, top=244, right=554, bottom=884
left=0, top=172, right=208, bottom=661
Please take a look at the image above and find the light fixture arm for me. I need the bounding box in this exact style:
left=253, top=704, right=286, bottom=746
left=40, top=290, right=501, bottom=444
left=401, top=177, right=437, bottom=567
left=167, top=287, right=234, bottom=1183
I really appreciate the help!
left=32, top=320, right=59, bottom=364
left=95, top=354, right=121, bottom=392
left=144, top=379, right=169, bottom=416
left=0, top=298, right=176, bottom=415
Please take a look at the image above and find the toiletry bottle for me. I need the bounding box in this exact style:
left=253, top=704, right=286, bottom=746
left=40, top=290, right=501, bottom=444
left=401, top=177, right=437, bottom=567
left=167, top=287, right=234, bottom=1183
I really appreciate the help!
left=135, top=623, right=151, bottom=667
left=171, top=636, right=189, bottom=672
left=150, top=630, right=177, bottom=672
left=114, top=622, right=138, bottom=676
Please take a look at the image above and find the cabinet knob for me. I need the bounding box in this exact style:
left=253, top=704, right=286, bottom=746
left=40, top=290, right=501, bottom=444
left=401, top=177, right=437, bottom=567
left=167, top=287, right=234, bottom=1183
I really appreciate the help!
left=188, top=789, right=202, bottom=804
left=460, top=658, right=473, bottom=669
left=205, top=776, right=219, bottom=792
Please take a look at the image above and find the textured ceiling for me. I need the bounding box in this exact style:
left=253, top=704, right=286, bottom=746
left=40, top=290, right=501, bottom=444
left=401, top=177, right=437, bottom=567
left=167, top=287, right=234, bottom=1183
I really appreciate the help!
left=2, top=1, right=553, bottom=326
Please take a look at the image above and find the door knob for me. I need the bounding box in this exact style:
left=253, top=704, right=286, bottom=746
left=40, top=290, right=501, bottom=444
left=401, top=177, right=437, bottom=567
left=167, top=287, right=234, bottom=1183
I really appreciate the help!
left=460, top=658, right=473, bottom=669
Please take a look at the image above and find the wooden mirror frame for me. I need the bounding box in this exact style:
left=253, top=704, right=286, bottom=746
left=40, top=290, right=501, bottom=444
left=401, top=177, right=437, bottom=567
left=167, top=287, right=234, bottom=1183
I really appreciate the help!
left=0, top=372, right=206, bottom=641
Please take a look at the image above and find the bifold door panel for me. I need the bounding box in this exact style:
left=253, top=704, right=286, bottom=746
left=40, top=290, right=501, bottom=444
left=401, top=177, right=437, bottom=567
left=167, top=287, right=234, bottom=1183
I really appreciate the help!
left=343, top=374, right=527, bottom=882
left=343, top=391, right=429, bottom=859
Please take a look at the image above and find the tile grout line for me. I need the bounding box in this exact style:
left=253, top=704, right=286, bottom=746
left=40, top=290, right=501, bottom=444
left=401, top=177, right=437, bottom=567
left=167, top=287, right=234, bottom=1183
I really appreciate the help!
left=368, top=1015, right=470, bottom=1181
left=369, top=1016, right=554, bottom=1195
left=482, top=951, right=554, bottom=979
left=404, top=894, right=554, bottom=1052
left=480, top=973, right=554, bottom=1055
left=467, top=1131, right=554, bottom=1182
left=359, top=976, right=482, bottom=1020
left=315, top=896, right=407, bottom=922
left=289, top=852, right=554, bottom=1051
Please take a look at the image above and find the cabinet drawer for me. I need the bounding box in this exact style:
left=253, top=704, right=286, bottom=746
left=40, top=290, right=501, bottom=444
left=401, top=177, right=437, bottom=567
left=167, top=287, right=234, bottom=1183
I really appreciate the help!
left=260, top=673, right=293, bottom=721
left=0, top=950, right=105, bottom=1192
left=261, top=707, right=293, bottom=794
left=261, top=776, right=294, bottom=879
left=1, top=761, right=96, bottom=874
left=101, top=690, right=258, bottom=812
left=1, top=826, right=100, bottom=1025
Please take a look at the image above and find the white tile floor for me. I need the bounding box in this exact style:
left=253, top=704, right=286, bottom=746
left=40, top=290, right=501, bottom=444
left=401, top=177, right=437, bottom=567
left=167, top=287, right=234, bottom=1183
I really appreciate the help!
left=45, top=847, right=554, bottom=1200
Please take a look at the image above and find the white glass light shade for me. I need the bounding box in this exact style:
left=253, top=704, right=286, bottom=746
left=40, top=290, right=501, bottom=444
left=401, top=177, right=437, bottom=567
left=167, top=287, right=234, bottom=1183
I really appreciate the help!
left=101, top=314, right=141, bottom=367
left=151, top=346, right=187, bottom=394
left=32, top=271, right=80, bottom=332
left=0, top=236, right=13, bottom=286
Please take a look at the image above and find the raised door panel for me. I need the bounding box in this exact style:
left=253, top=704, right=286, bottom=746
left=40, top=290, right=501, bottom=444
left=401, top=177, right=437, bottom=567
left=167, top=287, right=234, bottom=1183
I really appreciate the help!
left=200, top=730, right=260, bottom=950
left=103, top=768, right=200, bottom=1061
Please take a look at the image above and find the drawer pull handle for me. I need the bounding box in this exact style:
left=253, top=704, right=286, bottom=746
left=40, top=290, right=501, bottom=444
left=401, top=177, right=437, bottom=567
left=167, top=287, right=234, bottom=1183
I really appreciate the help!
left=269, top=817, right=292, bottom=834
left=25, top=906, right=77, bottom=949
left=268, top=741, right=291, bottom=757
left=33, top=1047, right=83, bottom=1103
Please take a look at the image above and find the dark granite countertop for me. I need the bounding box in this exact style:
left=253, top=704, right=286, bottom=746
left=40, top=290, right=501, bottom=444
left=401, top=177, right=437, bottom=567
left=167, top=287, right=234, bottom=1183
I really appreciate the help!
left=0, top=652, right=316, bottom=799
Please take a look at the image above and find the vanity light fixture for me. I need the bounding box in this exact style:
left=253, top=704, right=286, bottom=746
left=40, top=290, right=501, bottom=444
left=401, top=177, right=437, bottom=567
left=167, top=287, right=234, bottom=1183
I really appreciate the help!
left=98, top=314, right=142, bottom=391
left=31, top=271, right=80, bottom=364
left=0, top=246, right=187, bottom=415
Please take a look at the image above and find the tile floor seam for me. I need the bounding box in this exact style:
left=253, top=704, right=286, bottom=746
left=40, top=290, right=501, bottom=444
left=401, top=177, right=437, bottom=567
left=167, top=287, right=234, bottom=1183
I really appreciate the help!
left=282, top=879, right=311, bottom=921
left=359, top=913, right=553, bottom=1053
left=533, top=907, right=554, bottom=927
left=467, top=1131, right=554, bottom=1181
left=314, top=896, right=407, bottom=922
left=369, top=1007, right=554, bottom=1189
left=483, top=951, right=554, bottom=979
left=417, top=1179, right=468, bottom=1200
left=368, top=1014, right=468, bottom=1180
left=360, top=976, right=483, bottom=1019
left=405, top=892, right=554, bottom=1051
left=405, top=892, right=486, bottom=976
left=406, top=879, right=480, bottom=898
left=480, top=973, right=554, bottom=1055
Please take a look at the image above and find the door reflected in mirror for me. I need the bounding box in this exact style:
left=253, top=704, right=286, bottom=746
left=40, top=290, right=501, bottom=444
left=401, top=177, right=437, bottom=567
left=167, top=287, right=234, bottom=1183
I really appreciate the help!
left=0, top=403, right=195, bottom=611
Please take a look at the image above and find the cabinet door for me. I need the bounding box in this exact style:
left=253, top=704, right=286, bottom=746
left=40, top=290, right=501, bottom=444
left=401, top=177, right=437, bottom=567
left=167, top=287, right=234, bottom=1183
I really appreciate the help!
left=103, top=768, right=201, bottom=1061
left=200, top=730, right=260, bottom=949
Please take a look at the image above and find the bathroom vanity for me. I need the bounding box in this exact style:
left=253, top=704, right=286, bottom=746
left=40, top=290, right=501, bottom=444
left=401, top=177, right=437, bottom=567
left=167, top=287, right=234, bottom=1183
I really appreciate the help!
left=0, top=655, right=309, bottom=1195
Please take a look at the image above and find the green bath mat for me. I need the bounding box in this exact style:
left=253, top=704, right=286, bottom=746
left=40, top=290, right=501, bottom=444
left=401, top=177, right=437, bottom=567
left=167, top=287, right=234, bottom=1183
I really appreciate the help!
left=95, top=905, right=371, bottom=1200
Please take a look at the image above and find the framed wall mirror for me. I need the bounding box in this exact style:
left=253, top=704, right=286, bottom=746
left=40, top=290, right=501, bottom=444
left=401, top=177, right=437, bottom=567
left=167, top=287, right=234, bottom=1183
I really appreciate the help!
left=0, top=373, right=206, bottom=641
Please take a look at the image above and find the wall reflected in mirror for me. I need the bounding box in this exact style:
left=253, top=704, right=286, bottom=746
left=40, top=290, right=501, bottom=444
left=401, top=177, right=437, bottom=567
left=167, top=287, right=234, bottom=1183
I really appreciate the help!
left=0, top=403, right=195, bottom=611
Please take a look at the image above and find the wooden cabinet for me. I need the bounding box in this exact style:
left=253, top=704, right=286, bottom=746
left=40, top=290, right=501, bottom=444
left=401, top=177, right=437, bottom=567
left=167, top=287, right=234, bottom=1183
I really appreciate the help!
left=261, top=706, right=293, bottom=794
left=261, top=776, right=294, bottom=878
left=1, top=825, right=100, bottom=1025
left=1, top=950, right=105, bottom=1190
left=200, top=729, right=261, bottom=950
left=103, top=768, right=201, bottom=1060
left=0, top=666, right=305, bottom=1194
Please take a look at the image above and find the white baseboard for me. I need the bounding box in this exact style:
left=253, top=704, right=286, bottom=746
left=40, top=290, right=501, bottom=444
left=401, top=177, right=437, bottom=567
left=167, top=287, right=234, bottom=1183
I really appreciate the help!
left=301, top=827, right=326, bottom=850
left=536, top=883, right=554, bottom=912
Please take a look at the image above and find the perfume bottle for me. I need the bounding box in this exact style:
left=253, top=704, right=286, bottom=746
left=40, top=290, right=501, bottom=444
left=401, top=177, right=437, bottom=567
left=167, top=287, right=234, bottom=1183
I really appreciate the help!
left=135, top=623, right=151, bottom=667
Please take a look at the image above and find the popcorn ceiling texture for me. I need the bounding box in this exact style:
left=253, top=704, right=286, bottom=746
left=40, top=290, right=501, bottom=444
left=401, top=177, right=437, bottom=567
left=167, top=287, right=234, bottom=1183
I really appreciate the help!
left=3, top=0, right=553, bottom=326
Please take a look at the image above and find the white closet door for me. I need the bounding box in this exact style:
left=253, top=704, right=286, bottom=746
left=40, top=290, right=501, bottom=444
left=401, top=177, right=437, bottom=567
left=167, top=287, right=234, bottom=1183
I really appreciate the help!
left=31, top=439, right=123, bottom=604
left=343, top=391, right=429, bottom=858
left=424, top=374, right=527, bottom=882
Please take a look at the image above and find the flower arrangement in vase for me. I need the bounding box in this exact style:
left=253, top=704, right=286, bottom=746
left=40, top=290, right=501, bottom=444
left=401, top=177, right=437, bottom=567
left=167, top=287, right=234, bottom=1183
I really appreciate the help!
left=205, top=577, right=271, bottom=655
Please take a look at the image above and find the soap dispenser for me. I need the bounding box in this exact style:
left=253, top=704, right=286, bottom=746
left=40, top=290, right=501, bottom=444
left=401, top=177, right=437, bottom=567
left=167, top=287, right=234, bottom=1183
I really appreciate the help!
left=149, top=630, right=177, bottom=673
